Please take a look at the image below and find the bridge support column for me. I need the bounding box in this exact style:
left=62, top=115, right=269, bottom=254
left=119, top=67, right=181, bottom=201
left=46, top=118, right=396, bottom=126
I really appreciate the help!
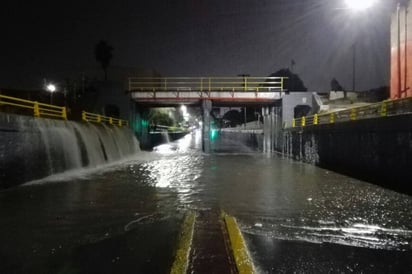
left=271, top=107, right=276, bottom=151
left=262, top=106, right=283, bottom=153
left=201, top=100, right=212, bottom=153
left=262, top=107, right=272, bottom=153
left=273, top=106, right=282, bottom=151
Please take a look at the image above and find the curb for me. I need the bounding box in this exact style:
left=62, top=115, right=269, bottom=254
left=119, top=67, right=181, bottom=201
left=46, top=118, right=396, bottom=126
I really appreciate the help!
left=170, top=211, right=196, bottom=274
left=222, top=211, right=255, bottom=274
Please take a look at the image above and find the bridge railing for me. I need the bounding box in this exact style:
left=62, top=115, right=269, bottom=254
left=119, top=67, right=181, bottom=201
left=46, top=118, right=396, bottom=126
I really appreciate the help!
left=82, top=111, right=128, bottom=127
left=0, top=94, right=128, bottom=127
left=291, top=97, right=412, bottom=128
left=0, top=94, right=67, bottom=120
left=128, top=77, right=287, bottom=92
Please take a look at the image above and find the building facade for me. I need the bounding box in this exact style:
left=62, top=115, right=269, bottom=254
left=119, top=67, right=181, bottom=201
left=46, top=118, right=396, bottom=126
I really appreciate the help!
left=391, top=0, right=412, bottom=98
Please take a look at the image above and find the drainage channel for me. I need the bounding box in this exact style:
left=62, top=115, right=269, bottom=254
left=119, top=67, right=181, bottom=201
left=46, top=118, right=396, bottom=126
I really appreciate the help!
left=171, top=210, right=255, bottom=274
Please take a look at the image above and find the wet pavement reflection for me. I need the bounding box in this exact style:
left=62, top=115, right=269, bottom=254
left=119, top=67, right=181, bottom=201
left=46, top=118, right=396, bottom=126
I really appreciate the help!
left=0, top=130, right=411, bottom=273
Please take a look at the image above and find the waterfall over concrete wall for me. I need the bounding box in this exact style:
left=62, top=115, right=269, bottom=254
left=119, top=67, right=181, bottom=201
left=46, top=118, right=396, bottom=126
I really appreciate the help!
left=0, top=113, right=140, bottom=188
left=213, top=129, right=263, bottom=153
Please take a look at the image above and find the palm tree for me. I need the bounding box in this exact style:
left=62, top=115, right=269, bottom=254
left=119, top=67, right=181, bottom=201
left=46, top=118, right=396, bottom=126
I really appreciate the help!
left=94, top=40, right=113, bottom=80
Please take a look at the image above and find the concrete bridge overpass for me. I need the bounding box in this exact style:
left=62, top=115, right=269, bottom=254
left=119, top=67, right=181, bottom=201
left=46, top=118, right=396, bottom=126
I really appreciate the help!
left=128, top=76, right=287, bottom=152
left=128, top=76, right=287, bottom=106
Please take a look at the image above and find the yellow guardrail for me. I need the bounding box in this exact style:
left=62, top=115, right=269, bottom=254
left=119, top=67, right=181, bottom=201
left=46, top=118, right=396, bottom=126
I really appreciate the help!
left=82, top=111, right=128, bottom=127
left=129, top=76, right=288, bottom=92
left=0, top=94, right=127, bottom=127
left=0, top=94, right=67, bottom=120
left=291, top=97, right=412, bottom=128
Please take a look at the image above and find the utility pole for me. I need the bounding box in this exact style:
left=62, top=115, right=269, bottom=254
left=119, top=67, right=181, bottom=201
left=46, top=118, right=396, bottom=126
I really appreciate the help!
left=352, top=43, right=356, bottom=97
left=244, top=107, right=247, bottom=129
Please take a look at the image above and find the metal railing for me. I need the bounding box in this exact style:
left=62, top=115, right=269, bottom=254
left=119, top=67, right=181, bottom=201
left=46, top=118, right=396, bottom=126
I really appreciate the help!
left=291, top=97, right=412, bottom=128
left=0, top=94, right=67, bottom=120
left=129, top=76, right=287, bottom=92
left=0, top=94, right=128, bottom=127
left=82, top=111, right=128, bottom=127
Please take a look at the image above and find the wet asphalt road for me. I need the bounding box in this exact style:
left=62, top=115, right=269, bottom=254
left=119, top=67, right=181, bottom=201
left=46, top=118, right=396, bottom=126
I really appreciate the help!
left=0, top=131, right=411, bottom=273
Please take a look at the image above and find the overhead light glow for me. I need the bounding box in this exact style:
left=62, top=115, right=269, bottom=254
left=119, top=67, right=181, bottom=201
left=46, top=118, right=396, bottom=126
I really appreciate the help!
left=46, top=84, right=56, bottom=92
left=344, top=0, right=377, bottom=11
left=180, top=105, right=189, bottom=121
left=180, top=105, right=187, bottom=113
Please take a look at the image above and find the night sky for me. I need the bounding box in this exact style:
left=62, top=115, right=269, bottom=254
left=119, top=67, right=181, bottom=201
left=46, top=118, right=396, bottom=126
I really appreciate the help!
left=0, top=0, right=392, bottom=91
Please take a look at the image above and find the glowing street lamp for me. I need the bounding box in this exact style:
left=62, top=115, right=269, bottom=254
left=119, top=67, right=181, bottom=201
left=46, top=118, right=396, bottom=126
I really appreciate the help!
left=344, top=0, right=377, bottom=12
left=343, top=0, right=378, bottom=95
left=180, top=105, right=187, bottom=113
left=180, top=105, right=190, bottom=122
left=344, top=0, right=405, bottom=99
left=46, top=83, right=56, bottom=104
left=46, top=84, right=56, bottom=93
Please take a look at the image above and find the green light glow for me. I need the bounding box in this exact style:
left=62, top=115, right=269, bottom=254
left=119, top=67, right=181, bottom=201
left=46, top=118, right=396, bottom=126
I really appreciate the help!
left=141, top=119, right=149, bottom=127
left=210, top=129, right=218, bottom=140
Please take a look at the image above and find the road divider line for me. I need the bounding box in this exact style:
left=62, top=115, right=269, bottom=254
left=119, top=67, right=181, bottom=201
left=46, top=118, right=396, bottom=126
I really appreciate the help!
left=222, top=211, right=256, bottom=274
left=170, top=211, right=196, bottom=274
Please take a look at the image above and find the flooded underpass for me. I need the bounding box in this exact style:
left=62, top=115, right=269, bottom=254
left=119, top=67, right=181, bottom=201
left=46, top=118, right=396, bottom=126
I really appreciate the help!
left=0, top=130, right=411, bottom=273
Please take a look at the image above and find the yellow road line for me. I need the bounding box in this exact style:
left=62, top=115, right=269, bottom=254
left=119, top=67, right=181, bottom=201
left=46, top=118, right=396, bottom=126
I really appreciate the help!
left=222, top=211, right=256, bottom=274
left=170, top=211, right=196, bottom=274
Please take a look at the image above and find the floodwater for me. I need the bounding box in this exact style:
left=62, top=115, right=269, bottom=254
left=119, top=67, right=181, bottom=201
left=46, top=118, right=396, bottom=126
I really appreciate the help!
left=0, top=130, right=411, bottom=273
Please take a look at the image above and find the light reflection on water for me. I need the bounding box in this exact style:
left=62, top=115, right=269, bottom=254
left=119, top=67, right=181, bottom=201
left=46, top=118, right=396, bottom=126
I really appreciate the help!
left=153, top=129, right=202, bottom=154
left=133, top=131, right=412, bottom=251
left=12, top=130, right=412, bottom=252
left=144, top=131, right=204, bottom=208
left=240, top=218, right=412, bottom=251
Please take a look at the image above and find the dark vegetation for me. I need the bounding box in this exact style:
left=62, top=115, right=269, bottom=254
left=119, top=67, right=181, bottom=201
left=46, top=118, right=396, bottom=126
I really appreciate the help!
left=94, top=40, right=114, bottom=81
left=267, top=68, right=307, bottom=92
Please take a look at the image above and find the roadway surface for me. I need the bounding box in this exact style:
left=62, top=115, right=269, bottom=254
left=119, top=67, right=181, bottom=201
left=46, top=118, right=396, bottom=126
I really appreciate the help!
left=0, top=130, right=411, bottom=273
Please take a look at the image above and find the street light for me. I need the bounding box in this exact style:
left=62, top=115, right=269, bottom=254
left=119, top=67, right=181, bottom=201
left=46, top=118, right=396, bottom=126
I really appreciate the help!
left=343, top=0, right=378, bottom=95
left=180, top=105, right=189, bottom=122
left=344, top=0, right=377, bottom=12
left=46, top=83, right=56, bottom=104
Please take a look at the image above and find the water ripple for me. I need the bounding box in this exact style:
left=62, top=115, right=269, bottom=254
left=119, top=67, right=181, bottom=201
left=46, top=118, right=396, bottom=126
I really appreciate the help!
left=240, top=218, right=412, bottom=251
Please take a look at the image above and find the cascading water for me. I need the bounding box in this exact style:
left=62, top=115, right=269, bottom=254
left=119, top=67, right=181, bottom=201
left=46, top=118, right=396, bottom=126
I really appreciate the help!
left=160, top=131, right=170, bottom=143
left=0, top=114, right=140, bottom=188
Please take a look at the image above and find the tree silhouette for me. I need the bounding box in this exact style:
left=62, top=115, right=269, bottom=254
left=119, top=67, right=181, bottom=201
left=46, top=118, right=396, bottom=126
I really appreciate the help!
left=148, top=109, right=174, bottom=126
left=94, top=40, right=113, bottom=80
left=330, top=77, right=347, bottom=98
left=330, top=78, right=344, bottom=91
left=222, top=109, right=242, bottom=127
left=267, top=68, right=307, bottom=92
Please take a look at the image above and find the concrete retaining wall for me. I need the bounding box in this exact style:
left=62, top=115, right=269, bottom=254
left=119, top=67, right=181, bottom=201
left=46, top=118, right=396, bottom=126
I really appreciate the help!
left=284, top=114, right=412, bottom=194
left=0, top=113, right=139, bottom=188
left=0, top=114, right=49, bottom=188
left=213, top=130, right=263, bottom=152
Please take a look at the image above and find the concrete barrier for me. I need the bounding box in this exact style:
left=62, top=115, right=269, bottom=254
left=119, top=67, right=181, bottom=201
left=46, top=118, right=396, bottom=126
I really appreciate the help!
left=0, top=113, right=139, bottom=188
left=284, top=114, right=412, bottom=194
left=213, top=130, right=263, bottom=153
